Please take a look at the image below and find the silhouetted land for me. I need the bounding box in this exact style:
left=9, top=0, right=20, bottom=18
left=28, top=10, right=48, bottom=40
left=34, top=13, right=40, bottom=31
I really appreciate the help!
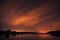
left=46, top=30, right=60, bottom=37
left=0, top=30, right=60, bottom=38
left=0, top=30, right=40, bottom=35
left=0, top=30, right=40, bottom=38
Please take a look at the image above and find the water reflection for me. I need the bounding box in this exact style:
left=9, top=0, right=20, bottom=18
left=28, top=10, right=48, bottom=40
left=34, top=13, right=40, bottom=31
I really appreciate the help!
left=0, top=33, right=60, bottom=40
left=0, top=30, right=60, bottom=40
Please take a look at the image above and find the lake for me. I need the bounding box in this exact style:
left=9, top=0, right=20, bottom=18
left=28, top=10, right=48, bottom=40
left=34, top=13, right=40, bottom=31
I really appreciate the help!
left=0, top=34, right=60, bottom=40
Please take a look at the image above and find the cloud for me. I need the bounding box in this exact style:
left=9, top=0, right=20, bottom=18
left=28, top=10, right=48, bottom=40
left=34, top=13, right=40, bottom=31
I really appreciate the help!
left=0, top=0, right=59, bottom=32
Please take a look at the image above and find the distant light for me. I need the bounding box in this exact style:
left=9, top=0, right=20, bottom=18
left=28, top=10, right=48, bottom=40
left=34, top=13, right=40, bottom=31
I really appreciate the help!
left=11, top=30, right=30, bottom=32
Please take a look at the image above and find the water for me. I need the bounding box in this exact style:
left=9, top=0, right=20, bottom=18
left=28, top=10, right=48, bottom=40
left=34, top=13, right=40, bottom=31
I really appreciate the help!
left=0, top=34, right=60, bottom=40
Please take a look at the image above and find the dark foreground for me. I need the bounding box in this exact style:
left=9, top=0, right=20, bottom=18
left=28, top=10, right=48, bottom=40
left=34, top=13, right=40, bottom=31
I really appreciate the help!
left=0, top=30, right=60, bottom=40
left=0, top=34, right=60, bottom=40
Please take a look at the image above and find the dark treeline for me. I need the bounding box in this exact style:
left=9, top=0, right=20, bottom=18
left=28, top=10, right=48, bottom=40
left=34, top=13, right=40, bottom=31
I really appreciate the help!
left=46, top=30, right=60, bottom=37
left=0, top=30, right=60, bottom=38
left=0, top=30, right=20, bottom=38
left=0, top=30, right=39, bottom=38
left=0, top=30, right=39, bottom=35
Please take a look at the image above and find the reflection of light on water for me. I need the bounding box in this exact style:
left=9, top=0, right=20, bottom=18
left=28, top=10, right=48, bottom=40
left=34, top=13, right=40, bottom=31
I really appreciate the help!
left=40, top=34, right=50, bottom=36
left=39, top=34, right=54, bottom=40
left=10, top=34, right=60, bottom=40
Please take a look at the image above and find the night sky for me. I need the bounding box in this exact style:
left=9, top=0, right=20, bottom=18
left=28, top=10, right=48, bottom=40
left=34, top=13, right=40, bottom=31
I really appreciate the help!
left=0, top=0, right=60, bottom=33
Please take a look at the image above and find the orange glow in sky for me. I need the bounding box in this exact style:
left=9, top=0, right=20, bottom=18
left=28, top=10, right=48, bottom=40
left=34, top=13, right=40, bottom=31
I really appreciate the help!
left=11, top=30, right=30, bottom=32
left=1, top=0, right=59, bottom=33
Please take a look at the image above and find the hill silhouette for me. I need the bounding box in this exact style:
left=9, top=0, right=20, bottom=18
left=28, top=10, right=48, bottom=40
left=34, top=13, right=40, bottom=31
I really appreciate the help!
left=46, top=30, right=60, bottom=37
